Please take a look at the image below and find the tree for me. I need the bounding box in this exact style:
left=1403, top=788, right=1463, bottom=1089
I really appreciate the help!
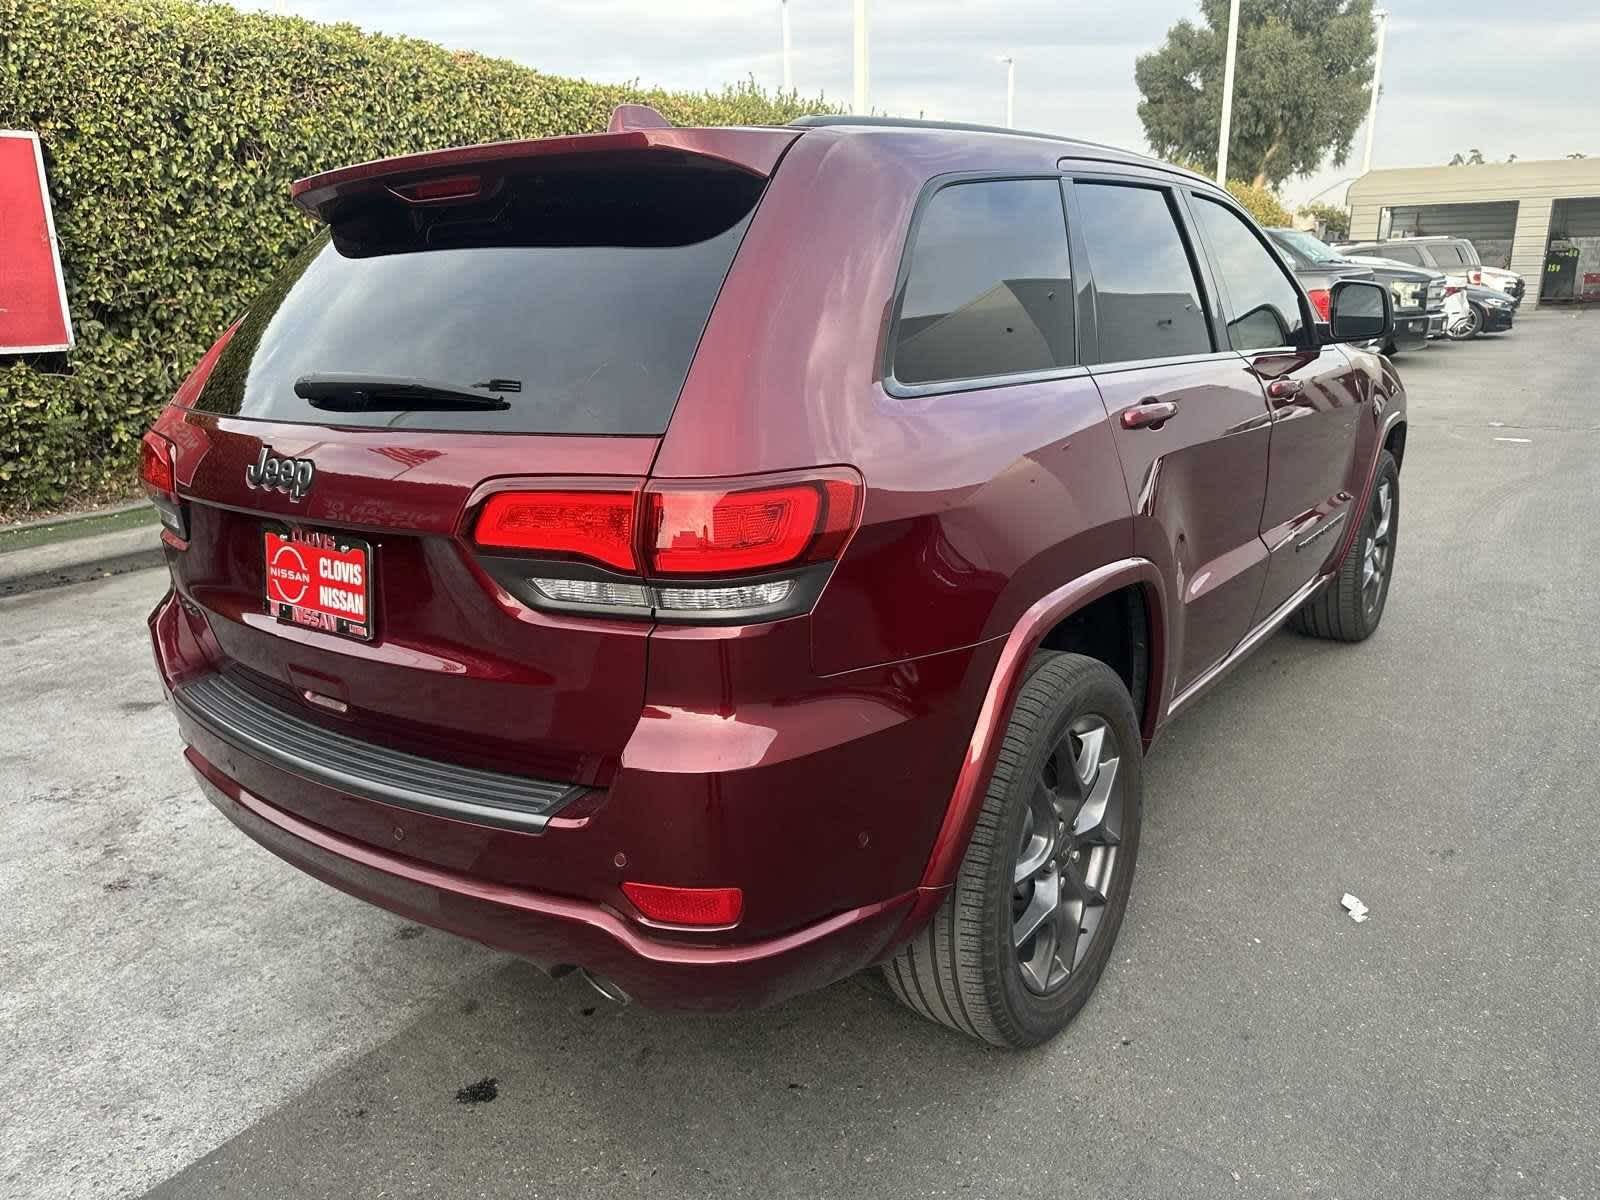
left=1227, top=181, right=1293, bottom=226
left=1448, top=149, right=1485, bottom=165
left=1299, top=201, right=1350, bottom=240
left=1135, top=1, right=1375, bottom=188
left=1568, top=152, right=1587, bottom=160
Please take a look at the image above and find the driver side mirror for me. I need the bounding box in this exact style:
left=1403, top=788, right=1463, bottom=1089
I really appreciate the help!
left=1323, top=279, right=1392, bottom=344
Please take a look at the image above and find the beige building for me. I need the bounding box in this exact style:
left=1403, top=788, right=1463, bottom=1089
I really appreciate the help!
left=1347, top=158, right=1600, bottom=305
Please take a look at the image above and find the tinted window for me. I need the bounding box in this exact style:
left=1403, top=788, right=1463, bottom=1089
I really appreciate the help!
left=1425, top=242, right=1467, bottom=267
left=1075, top=184, right=1211, bottom=364
left=1383, top=244, right=1425, bottom=266
left=892, top=180, right=1073, bottom=385
left=1269, top=228, right=1343, bottom=265
left=1192, top=198, right=1306, bottom=350
left=195, top=166, right=761, bottom=434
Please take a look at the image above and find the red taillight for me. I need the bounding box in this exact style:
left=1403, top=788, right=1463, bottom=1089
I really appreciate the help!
left=1469, top=269, right=1483, bottom=285
left=139, top=432, right=176, bottom=496
left=140, top=431, right=189, bottom=542
left=647, top=478, right=857, bottom=575
left=389, top=174, right=482, bottom=204
left=470, top=470, right=863, bottom=620
left=621, top=882, right=743, bottom=927
left=1308, top=288, right=1331, bottom=322
left=474, top=490, right=639, bottom=572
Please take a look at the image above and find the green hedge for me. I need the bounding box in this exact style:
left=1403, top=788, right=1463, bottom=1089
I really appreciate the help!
left=0, top=0, right=833, bottom=517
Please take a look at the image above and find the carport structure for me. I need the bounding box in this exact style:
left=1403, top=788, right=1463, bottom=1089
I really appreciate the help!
left=1348, top=157, right=1600, bottom=304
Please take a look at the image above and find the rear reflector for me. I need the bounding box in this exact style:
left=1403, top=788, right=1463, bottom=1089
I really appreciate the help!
left=621, top=882, right=743, bottom=927
left=1307, top=288, right=1331, bottom=322
left=475, top=490, right=638, bottom=572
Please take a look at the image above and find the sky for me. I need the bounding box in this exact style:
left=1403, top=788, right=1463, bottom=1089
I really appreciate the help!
left=261, top=0, right=1599, bottom=207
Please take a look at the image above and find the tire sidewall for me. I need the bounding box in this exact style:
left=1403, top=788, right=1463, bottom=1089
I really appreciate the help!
left=975, top=662, right=1143, bottom=1047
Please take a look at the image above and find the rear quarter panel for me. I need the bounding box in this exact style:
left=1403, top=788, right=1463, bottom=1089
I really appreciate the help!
left=653, top=129, right=1134, bottom=676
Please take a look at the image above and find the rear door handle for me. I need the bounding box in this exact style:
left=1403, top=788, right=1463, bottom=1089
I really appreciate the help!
left=1120, top=400, right=1179, bottom=430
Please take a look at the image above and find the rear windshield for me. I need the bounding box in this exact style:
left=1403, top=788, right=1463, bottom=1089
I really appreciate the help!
left=194, top=164, right=762, bottom=434
left=1270, top=229, right=1343, bottom=265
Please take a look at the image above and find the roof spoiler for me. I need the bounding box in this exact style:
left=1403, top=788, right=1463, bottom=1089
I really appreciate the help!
left=290, top=106, right=798, bottom=224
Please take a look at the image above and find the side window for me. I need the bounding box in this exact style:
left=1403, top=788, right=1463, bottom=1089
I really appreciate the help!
left=1385, top=245, right=1424, bottom=266
left=1190, top=196, right=1306, bottom=351
left=1427, top=243, right=1466, bottom=267
left=1074, top=183, right=1212, bottom=364
left=892, top=179, right=1073, bottom=385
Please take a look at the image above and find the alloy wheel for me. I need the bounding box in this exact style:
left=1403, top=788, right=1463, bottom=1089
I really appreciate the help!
left=1362, top=478, right=1394, bottom=618
left=1011, top=715, right=1124, bottom=995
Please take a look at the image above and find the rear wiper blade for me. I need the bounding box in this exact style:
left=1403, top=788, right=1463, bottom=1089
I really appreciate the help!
left=294, top=373, right=513, bottom=412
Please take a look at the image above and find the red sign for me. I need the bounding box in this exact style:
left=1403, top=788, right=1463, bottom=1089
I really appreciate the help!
left=0, top=131, right=72, bottom=353
left=264, top=529, right=374, bottom=641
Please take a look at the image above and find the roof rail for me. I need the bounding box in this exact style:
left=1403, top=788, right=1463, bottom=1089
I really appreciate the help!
left=789, top=113, right=1080, bottom=145
left=609, top=104, right=673, bottom=133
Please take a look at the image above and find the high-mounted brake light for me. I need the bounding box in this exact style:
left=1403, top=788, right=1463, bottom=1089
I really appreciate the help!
left=1307, top=288, right=1332, bottom=322
left=389, top=174, right=483, bottom=204
left=475, top=490, right=638, bottom=572
left=621, top=882, right=743, bottom=927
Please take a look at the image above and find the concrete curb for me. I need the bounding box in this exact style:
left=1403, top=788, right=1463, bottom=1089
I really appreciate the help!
left=0, top=522, right=165, bottom=596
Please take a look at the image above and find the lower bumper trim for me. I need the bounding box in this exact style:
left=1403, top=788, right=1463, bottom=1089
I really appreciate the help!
left=187, top=748, right=914, bottom=1010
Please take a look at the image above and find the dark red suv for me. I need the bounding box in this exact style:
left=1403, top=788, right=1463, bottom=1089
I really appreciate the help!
left=143, top=108, right=1404, bottom=1047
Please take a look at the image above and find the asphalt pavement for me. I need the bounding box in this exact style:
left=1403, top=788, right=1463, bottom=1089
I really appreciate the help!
left=4, top=312, right=1598, bottom=1200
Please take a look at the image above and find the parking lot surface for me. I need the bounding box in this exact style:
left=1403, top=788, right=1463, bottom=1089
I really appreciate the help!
left=4, top=312, right=1599, bottom=1200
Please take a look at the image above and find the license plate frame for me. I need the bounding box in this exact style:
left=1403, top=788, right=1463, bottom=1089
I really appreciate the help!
left=263, top=526, right=375, bottom=642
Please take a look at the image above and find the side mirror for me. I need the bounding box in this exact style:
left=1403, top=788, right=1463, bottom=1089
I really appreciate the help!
left=1324, top=279, right=1392, bottom=344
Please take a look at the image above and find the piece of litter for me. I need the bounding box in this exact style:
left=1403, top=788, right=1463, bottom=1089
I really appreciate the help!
left=1488, top=421, right=1505, bottom=427
left=1493, top=437, right=1532, bottom=444
left=1340, top=892, right=1370, bottom=922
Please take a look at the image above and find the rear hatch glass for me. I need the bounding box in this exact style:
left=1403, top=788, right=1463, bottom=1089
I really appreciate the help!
left=193, top=163, right=762, bottom=434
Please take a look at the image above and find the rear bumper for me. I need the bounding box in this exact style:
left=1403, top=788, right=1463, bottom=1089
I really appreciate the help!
left=186, top=744, right=917, bottom=1009
left=150, top=585, right=982, bottom=1008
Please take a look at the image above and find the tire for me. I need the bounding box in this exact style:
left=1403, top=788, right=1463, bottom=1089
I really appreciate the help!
left=1448, top=304, right=1482, bottom=340
left=883, top=652, right=1143, bottom=1048
left=1292, top=450, right=1398, bottom=642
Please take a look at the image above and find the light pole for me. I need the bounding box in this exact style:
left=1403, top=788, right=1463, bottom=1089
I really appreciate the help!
left=1360, top=8, right=1389, bottom=174
left=1000, top=56, right=1015, bottom=128
left=780, top=0, right=792, bottom=93
left=1215, top=0, right=1241, bottom=184
left=853, top=0, right=869, bottom=114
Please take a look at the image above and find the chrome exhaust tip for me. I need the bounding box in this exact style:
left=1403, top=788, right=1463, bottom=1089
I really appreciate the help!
left=579, top=968, right=631, bottom=1006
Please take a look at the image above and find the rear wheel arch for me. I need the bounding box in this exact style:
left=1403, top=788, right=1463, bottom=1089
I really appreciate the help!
left=1384, top=419, right=1407, bottom=471
left=907, top=559, right=1168, bottom=904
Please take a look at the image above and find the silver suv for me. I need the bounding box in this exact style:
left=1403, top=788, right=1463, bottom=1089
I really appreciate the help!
left=1338, top=236, right=1525, bottom=305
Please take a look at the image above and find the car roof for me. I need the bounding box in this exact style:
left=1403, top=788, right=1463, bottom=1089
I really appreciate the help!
left=787, top=115, right=1218, bottom=190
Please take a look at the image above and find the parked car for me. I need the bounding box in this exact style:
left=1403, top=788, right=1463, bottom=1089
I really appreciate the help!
left=1339, top=235, right=1526, bottom=306
left=1267, top=228, right=1436, bottom=356
left=1460, top=283, right=1518, bottom=337
left=141, top=108, right=1405, bottom=1048
left=1339, top=255, right=1449, bottom=344
left=1260, top=226, right=1376, bottom=317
